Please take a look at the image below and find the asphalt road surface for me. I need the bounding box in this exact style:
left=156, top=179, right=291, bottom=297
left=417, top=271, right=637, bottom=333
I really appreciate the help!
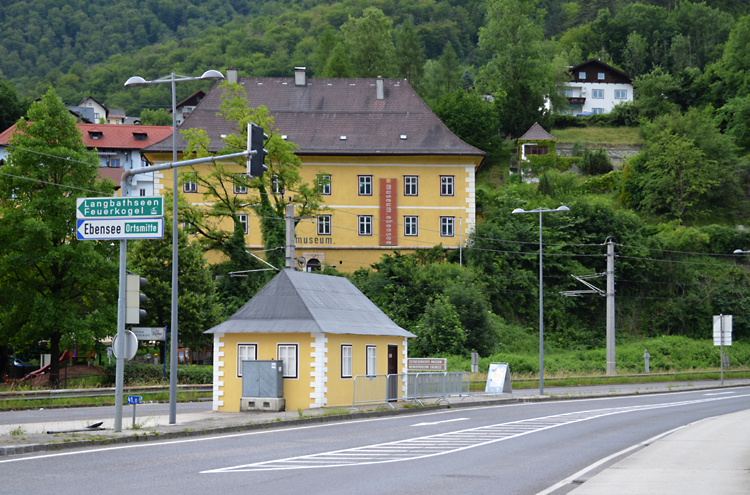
left=3, top=386, right=749, bottom=495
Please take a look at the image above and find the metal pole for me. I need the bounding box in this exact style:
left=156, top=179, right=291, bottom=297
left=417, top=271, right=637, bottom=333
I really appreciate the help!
left=606, top=239, right=616, bottom=375
left=169, top=73, right=178, bottom=424
left=720, top=314, right=724, bottom=385
left=114, top=238, right=126, bottom=432
left=459, top=217, right=462, bottom=267
left=285, top=201, right=295, bottom=270
left=539, top=210, right=544, bottom=396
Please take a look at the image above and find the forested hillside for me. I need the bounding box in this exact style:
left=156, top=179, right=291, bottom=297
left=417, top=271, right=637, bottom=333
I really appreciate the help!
left=4, top=0, right=750, bottom=366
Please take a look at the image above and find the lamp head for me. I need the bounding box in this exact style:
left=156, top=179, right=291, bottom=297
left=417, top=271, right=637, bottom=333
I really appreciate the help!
left=556, top=205, right=570, bottom=212
left=734, top=249, right=745, bottom=254
left=124, top=76, right=148, bottom=87
left=200, top=70, right=225, bottom=80
left=512, top=208, right=525, bottom=214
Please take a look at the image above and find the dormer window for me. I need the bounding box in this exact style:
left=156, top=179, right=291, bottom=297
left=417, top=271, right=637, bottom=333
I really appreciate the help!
left=89, top=131, right=103, bottom=140
left=133, top=133, right=147, bottom=141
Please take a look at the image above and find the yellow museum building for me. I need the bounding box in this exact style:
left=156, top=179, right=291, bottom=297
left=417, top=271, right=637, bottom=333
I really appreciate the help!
left=142, top=68, right=485, bottom=272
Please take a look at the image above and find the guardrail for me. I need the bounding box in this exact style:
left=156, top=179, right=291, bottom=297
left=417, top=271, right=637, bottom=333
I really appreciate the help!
left=352, top=372, right=473, bottom=410
left=0, top=384, right=212, bottom=402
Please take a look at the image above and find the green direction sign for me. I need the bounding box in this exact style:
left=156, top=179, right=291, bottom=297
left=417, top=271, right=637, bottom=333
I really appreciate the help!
left=76, top=196, right=164, bottom=219
left=76, top=218, right=164, bottom=240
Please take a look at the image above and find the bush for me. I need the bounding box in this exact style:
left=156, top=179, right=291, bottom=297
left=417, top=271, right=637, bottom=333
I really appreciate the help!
left=101, top=362, right=213, bottom=386
left=578, top=148, right=613, bottom=175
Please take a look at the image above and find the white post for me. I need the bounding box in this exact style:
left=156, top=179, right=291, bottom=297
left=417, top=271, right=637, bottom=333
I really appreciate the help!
left=285, top=201, right=295, bottom=270
left=606, top=238, right=616, bottom=375
left=720, top=314, right=724, bottom=385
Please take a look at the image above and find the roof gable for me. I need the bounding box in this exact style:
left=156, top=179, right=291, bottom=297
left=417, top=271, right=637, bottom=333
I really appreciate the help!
left=518, top=122, right=556, bottom=141
left=205, top=270, right=415, bottom=338
left=146, top=77, right=485, bottom=157
left=568, top=59, right=632, bottom=85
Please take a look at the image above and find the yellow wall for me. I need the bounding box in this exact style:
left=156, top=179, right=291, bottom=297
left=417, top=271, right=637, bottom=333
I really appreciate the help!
left=144, top=151, right=482, bottom=272
left=214, top=332, right=408, bottom=412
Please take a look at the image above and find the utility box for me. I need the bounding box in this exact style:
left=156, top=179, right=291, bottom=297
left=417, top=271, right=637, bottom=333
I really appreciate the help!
left=240, top=360, right=285, bottom=412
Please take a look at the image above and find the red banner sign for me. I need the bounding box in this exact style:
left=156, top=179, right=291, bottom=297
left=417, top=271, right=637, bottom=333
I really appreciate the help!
left=379, top=178, right=398, bottom=246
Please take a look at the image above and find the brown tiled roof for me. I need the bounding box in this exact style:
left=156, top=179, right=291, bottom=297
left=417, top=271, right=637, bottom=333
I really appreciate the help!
left=145, top=77, right=485, bottom=157
left=518, top=122, right=556, bottom=141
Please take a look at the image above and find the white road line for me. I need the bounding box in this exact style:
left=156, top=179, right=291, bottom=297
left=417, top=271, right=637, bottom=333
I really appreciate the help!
left=201, top=394, right=750, bottom=473
left=704, top=391, right=735, bottom=396
left=412, top=418, right=469, bottom=426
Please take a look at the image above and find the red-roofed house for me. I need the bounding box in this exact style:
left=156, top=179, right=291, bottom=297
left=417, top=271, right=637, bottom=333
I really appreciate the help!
left=0, top=123, right=172, bottom=194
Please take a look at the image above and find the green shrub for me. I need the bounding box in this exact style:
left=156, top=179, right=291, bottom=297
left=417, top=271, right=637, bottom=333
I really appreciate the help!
left=578, top=148, right=613, bottom=175
left=101, top=362, right=213, bottom=386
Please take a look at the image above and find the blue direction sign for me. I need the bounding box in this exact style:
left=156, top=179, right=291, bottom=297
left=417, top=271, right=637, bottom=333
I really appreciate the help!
left=76, top=196, right=164, bottom=219
left=76, top=218, right=164, bottom=240
left=127, top=396, right=142, bottom=405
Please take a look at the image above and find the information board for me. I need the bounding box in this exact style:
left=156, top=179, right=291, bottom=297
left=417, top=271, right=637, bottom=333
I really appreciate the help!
left=485, top=362, right=512, bottom=394
left=407, top=358, right=447, bottom=371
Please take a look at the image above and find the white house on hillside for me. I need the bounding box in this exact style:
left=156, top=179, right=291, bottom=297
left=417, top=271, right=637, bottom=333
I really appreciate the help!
left=558, top=59, right=633, bottom=115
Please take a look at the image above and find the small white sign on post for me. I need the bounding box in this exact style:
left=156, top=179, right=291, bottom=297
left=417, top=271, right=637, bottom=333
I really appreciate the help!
left=485, top=362, right=512, bottom=394
left=131, top=327, right=166, bottom=341
left=713, top=315, right=733, bottom=346
left=112, top=330, right=138, bottom=361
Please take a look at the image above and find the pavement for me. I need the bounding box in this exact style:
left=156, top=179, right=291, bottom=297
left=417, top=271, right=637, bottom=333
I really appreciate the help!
left=2, top=377, right=750, bottom=494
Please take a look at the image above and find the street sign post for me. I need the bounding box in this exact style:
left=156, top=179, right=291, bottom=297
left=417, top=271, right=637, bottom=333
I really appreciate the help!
left=127, top=396, right=143, bottom=428
left=713, top=314, right=733, bottom=385
left=76, top=196, right=164, bottom=219
left=76, top=218, right=164, bottom=240
left=131, top=327, right=166, bottom=341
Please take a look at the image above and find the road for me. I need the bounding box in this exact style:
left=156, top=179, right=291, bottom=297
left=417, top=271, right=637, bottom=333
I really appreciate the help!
left=2, top=386, right=749, bottom=495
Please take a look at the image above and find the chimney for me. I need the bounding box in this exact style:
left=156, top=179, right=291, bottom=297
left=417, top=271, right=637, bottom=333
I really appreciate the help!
left=295, top=67, right=306, bottom=86
left=376, top=76, right=384, bottom=100
left=226, top=68, right=237, bottom=84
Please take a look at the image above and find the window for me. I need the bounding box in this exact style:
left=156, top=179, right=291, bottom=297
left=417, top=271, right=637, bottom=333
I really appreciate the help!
left=318, top=174, right=331, bottom=195
left=525, top=145, right=548, bottom=156
left=94, top=112, right=100, bottom=120
left=236, top=214, right=248, bottom=235
left=183, top=181, right=198, bottom=193
left=593, top=108, right=604, bottom=114
left=139, top=188, right=146, bottom=197
left=182, top=222, right=198, bottom=235
left=578, top=71, right=586, bottom=79
left=233, top=174, right=247, bottom=194
left=366, top=345, right=377, bottom=376
left=277, top=344, right=298, bottom=378
left=440, top=216, right=455, bottom=237
left=563, top=88, right=575, bottom=97
left=359, top=175, right=372, bottom=196
left=108, top=158, right=120, bottom=168
left=404, top=176, right=418, bottom=196
left=598, top=72, right=605, bottom=80
left=236, top=344, right=257, bottom=377
left=317, top=215, right=331, bottom=235
left=592, top=89, right=604, bottom=99
left=341, top=345, right=352, bottom=378
left=133, top=133, right=146, bottom=141
left=615, top=89, right=628, bottom=99
left=404, top=216, right=418, bottom=236
left=358, top=215, right=372, bottom=236
left=440, top=176, right=454, bottom=196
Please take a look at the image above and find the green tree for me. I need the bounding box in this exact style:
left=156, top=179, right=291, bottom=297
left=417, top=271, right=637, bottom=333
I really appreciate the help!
left=414, top=296, right=467, bottom=356
left=180, top=81, right=327, bottom=271
left=395, top=18, right=425, bottom=87
left=340, top=7, right=395, bottom=77
left=432, top=89, right=502, bottom=163
left=0, top=87, right=117, bottom=387
left=717, top=95, right=750, bottom=152
left=129, top=223, right=222, bottom=351
left=478, top=0, right=564, bottom=138
left=139, top=108, right=173, bottom=126
left=0, top=80, right=29, bottom=132
left=623, top=32, right=649, bottom=77
left=322, top=42, right=355, bottom=78
left=632, top=67, right=680, bottom=119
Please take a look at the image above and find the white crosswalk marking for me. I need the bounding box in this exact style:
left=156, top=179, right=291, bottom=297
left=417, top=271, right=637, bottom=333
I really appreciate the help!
left=202, top=394, right=750, bottom=474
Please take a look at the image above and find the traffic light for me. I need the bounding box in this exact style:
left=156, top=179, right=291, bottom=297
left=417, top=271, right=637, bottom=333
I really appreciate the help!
left=126, top=273, right=147, bottom=325
left=248, top=123, right=268, bottom=178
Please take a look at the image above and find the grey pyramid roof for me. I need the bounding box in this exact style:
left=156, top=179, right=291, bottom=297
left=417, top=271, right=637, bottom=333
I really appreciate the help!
left=205, top=270, right=415, bottom=338
left=518, top=122, right=556, bottom=141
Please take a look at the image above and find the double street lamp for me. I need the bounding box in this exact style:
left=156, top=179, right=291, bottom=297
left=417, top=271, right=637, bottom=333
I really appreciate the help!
left=125, top=70, right=224, bottom=424
left=512, top=205, right=570, bottom=395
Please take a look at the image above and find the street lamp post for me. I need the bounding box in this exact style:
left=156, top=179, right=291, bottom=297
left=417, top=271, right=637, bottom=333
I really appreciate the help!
left=125, top=70, right=224, bottom=424
left=512, top=205, right=569, bottom=395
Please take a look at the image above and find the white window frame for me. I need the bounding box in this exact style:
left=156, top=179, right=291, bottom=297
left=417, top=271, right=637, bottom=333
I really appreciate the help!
left=366, top=345, right=377, bottom=376
left=358, top=215, right=372, bottom=236
left=404, top=175, right=418, bottom=196
left=237, top=343, right=257, bottom=377
left=578, top=71, right=586, bottom=79
left=318, top=174, right=331, bottom=195
left=440, top=216, right=455, bottom=237
left=404, top=215, right=418, bottom=236
left=139, top=188, right=146, bottom=197
left=358, top=175, right=372, bottom=196
left=317, top=215, right=331, bottom=235
left=234, top=174, right=247, bottom=194
left=614, top=89, right=628, bottom=99
left=277, top=344, right=298, bottom=379
left=598, top=72, right=605, bottom=80
left=440, top=176, right=454, bottom=196
left=183, top=181, right=198, bottom=193
left=341, top=345, right=352, bottom=378
left=593, top=108, right=604, bottom=114
left=236, top=213, right=248, bottom=235
left=592, top=89, right=604, bottom=99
